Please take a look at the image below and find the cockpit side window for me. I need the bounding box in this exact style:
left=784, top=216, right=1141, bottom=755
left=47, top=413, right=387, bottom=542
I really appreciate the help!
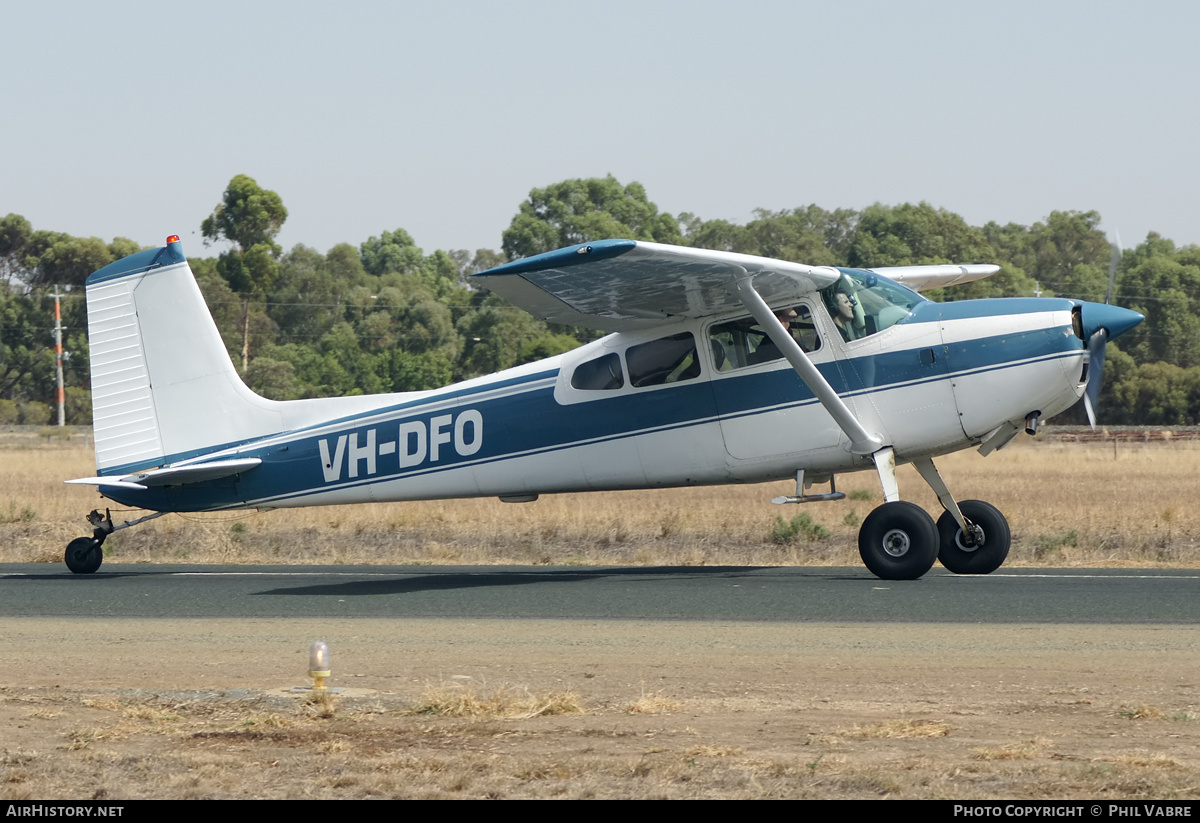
left=708, top=305, right=820, bottom=372
left=626, top=332, right=701, bottom=387
left=570, top=352, right=624, bottom=390
left=821, top=271, right=924, bottom=342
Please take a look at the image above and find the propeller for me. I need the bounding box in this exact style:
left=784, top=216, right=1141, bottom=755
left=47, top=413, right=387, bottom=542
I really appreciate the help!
left=1083, top=233, right=1124, bottom=429
left=1104, top=230, right=1121, bottom=306
left=1082, top=327, right=1108, bottom=429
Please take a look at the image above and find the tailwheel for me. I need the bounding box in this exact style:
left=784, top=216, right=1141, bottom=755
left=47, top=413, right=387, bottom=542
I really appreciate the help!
left=65, top=537, right=104, bottom=575
left=936, top=500, right=1010, bottom=575
left=858, top=501, right=938, bottom=580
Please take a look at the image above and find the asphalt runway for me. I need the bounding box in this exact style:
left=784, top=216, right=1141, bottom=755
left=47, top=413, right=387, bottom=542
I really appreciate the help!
left=2, top=564, right=1198, bottom=623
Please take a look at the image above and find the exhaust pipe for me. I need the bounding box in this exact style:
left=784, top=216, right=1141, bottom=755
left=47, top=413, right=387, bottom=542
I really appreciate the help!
left=1025, top=412, right=1041, bottom=436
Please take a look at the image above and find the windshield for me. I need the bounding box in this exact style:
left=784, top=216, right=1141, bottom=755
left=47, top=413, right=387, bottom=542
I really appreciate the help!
left=820, top=270, right=926, bottom=342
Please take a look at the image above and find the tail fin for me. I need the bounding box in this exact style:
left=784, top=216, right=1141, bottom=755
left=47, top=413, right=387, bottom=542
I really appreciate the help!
left=86, top=237, right=284, bottom=475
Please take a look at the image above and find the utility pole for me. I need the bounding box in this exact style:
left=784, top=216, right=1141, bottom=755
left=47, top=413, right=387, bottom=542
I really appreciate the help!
left=53, top=286, right=65, bottom=427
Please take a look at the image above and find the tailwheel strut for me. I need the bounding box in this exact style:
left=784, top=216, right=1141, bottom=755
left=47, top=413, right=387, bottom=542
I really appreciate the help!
left=64, top=508, right=167, bottom=574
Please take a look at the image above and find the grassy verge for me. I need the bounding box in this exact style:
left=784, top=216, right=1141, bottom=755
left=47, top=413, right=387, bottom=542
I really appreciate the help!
left=5, top=427, right=1199, bottom=568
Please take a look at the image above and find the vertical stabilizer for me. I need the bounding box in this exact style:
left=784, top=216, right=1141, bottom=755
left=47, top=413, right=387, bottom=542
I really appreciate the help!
left=86, top=238, right=284, bottom=475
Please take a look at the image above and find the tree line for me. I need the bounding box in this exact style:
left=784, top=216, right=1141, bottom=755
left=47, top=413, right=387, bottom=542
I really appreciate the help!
left=2, top=174, right=1198, bottom=426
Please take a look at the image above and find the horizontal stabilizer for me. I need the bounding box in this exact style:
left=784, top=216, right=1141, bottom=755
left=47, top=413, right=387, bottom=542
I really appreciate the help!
left=66, top=458, right=262, bottom=490
left=62, top=477, right=151, bottom=491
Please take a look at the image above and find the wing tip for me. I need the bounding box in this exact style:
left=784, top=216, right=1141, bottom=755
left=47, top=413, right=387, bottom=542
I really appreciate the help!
left=473, top=239, right=638, bottom=279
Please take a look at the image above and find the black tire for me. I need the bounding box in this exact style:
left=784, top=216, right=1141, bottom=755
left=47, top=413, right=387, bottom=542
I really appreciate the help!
left=937, top=500, right=1010, bottom=575
left=858, top=501, right=938, bottom=580
left=65, top=537, right=103, bottom=574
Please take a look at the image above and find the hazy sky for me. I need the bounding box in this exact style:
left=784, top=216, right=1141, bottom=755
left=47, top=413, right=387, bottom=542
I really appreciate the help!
left=3, top=0, right=1197, bottom=259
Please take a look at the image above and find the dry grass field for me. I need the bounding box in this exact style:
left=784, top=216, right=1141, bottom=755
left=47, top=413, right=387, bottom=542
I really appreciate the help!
left=2, top=619, right=1199, bottom=800
left=4, top=426, right=1199, bottom=569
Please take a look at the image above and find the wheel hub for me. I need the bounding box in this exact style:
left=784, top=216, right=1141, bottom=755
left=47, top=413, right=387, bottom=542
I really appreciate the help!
left=954, top=524, right=985, bottom=553
left=881, top=528, right=911, bottom=557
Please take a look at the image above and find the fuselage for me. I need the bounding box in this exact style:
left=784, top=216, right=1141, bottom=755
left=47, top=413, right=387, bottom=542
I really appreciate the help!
left=99, top=273, right=1093, bottom=513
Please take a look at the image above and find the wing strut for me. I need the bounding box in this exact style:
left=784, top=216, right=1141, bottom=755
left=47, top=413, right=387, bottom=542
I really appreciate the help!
left=734, top=277, right=885, bottom=456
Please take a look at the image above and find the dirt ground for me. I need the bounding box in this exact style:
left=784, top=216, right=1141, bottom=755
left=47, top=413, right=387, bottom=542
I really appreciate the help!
left=2, top=617, right=1198, bottom=799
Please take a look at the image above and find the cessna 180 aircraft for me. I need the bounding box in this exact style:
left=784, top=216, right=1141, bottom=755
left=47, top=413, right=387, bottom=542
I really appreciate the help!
left=64, top=236, right=1142, bottom=580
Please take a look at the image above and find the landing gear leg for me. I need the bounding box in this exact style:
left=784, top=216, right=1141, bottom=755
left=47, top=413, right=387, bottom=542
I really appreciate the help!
left=856, top=448, right=938, bottom=580
left=912, top=458, right=1011, bottom=575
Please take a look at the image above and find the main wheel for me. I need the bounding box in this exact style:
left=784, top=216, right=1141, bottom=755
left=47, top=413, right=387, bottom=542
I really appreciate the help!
left=65, top=537, right=103, bottom=574
left=858, top=501, right=938, bottom=580
left=936, top=500, right=1010, bottom=575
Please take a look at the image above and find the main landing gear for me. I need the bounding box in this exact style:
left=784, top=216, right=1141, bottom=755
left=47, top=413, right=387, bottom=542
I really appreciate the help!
left=854, top=497, right=1010, bottom=580
left=63, top=509, right=166, bottom=574
left=781, top=451, right=1012, bottom=581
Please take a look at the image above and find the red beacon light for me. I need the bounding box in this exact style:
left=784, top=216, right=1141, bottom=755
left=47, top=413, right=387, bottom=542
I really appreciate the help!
left=166, top=235, right=180, bottom=244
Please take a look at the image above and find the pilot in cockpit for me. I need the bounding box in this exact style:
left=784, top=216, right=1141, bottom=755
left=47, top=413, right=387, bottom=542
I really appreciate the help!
left=827, top=282, right=867, bottom=342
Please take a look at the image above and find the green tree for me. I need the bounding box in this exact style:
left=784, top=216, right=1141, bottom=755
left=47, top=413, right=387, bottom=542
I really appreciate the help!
left=680, top=215, right=746, bottom=253
left=448, top=248, right=506, bottom=281
left=201, top=174, right=288, bottom=254
left=684, top=206, right=857, bottom=266
left=501, top=176, right=682, bottom=260
left=1026, top=211, right=1112, bottom=301
left=192, top=256, right=244, bottom=365
left=0, top=289, right=56, bottom=401
left=847, top=202, right=995, bottom=268
left=245, top=356, right=303, bottom=401
left=361, top=229, right=424, bottom=277
left=201, top=175, right=288, bottom=371
left=23, top=232, right=116, bottom=289
left=0, top=214, right=33, bottom=284
left=455, top=293, right=578, bottom=380
left=268, top=244, right=368, bottom=347
left=1109, top=360, right=1200, bottom=425
left=848, top=203, right=1036, bottom=300
left=1118, top=243, right=1200, bottom=368
left=344, top=275, right=464, bottom=391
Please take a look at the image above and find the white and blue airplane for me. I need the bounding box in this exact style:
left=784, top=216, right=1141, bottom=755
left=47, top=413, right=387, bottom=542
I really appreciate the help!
left=64, top=235, right=1142, bottom=580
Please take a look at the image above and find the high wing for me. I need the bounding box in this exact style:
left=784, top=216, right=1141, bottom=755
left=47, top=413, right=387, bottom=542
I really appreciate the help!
left=473, top=239, right=842, bottom=331
left=869, top=264, right=1000, bottom=291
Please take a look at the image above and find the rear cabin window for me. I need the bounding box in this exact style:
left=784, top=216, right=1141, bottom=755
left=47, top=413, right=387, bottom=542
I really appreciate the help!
left=626, top=332, right=701, bottom=387
left=571, top=352, right=624, bottom=390
left=708, top=305, right=820, bottom=372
